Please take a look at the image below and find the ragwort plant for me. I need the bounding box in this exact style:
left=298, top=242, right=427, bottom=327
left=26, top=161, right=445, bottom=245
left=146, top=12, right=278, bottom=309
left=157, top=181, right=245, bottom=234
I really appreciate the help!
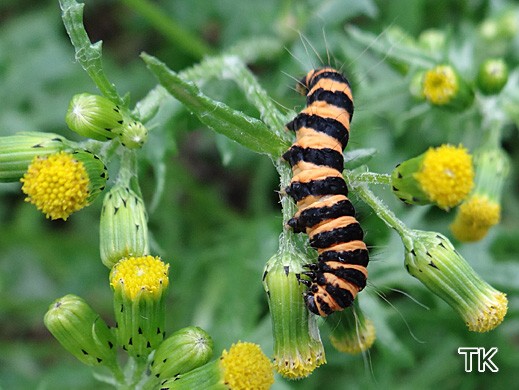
left=1, top=0, right=517, bottom=388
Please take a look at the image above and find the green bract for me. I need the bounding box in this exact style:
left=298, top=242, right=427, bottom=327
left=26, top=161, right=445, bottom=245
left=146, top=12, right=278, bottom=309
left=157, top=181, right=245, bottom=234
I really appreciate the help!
left=0, top=132, right=69, bottom=182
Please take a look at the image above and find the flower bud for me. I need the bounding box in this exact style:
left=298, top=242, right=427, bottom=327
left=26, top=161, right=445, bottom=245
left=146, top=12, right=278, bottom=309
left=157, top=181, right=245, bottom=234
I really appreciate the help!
left=150, top=326, right=213, bottom=381
left=476, top=58, right=509, bottom=95
left=418, top=29, right=446, bottom=53
left=327, top=299, right=375, bottom=354
left=44, top=294, right=117, bottom=368
left=403, top=230, right=507, bottom=332
left=0, top=132, right=69, bottom=182
left=119, top=120, right=149, bottom=149
left=65, top=93, right=123, bottom=141
left=100, top=185, right=149, bottom=268
left=110, top=255, right=169, bottom=360
left=263, top=247, right=325, bottom=379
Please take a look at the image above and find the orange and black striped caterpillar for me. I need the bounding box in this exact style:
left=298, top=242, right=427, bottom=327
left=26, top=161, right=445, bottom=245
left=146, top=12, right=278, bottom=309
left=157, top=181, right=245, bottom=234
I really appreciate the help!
left=283, top=67, right=369, bottom=317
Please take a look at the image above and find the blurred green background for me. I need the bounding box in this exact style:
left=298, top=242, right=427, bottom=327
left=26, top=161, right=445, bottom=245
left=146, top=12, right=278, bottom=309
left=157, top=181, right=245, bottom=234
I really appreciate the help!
left=1, top=0, right=518, bottom=389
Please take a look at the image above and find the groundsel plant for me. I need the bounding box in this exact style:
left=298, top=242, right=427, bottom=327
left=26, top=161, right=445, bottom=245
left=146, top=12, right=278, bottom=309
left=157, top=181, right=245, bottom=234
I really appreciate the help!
left=0, top=0, right=516, bottom=387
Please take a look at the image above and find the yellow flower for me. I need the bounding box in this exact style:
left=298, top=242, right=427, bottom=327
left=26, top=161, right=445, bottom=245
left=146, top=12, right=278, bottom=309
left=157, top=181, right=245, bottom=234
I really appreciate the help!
left=21, top=151, right=89, bottom=220
left=450, top=146, right=509, bottom=241
left=423, top=65, right=459, bottom=105
left=220, top=342, right=274, bottom=390
left=422, top=65, right=474, bottom=110
left=160, top=341, right=274, bottom=390
left=414, top=145, right=474, bottom=210
left=110, top=255, right=169, bottom=301
left=450, top=195, right=501, bottom=242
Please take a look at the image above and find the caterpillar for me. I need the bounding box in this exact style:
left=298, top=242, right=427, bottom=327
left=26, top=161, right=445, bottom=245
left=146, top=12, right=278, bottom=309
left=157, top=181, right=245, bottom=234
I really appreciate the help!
left=283, top=67, right=369, bottom=317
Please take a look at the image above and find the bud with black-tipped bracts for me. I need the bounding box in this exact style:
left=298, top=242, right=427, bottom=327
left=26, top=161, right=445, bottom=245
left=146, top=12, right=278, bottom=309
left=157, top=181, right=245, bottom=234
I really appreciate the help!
left=403, top=230, right=507, bottom=332
left=149, top=326, right=213, bottom=383
left=44, top=294, right=117, bottom=368
left=65, top=93, right=124, bottom=141
left=100, top=184, right=149, bottom=268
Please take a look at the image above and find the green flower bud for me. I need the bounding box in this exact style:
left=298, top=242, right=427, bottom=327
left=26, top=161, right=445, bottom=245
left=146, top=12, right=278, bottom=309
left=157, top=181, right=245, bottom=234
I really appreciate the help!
left=100, top=185, right=149, bottom=268
left=0, top=132, right=69, bottom=182
left=327, top=299, right=375, bottom=354
left=476, top=58, right=509, bottom=95
left=422, top=65, right=474, bottom=111
left=119, top=121, right=149, bottom=149
left=403, top=230, right=507, bottom=332
left=150, top=326, right=213, bottom=382
left=479, top=10, right=518, bottom=42
left=44, top=294, right=117, bottom=368
left=65, top=93, right=123, bottom=141
left=110, top=256, right=169, bottom=360
left=263, top=247, right=325, bottom=379
left=418, top=29, right=446, bottom=53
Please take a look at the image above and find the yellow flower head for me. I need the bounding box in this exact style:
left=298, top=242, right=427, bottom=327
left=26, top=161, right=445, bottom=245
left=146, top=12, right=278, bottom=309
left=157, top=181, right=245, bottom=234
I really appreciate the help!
left=21, top=151, right=89, bottom=220
left=465, top=290, right=508, bottom=333
left=423, top=65, right=459, bottom=105
left=110, top=255, right=169, bottom=300
left=414, top=145, right=474, bottom=209
left=220, top=342, right=274, bottom=390
left=450, top=195, right=501, bottom=242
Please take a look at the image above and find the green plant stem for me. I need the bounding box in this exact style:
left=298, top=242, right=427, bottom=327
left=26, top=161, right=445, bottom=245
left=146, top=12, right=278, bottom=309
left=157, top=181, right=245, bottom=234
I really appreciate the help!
left=117, top=148, right=142, bottom=198
left=345, top=174, right=410, bottom=237
left=351, top=171, right=391, bottom=186
left=59, top=0, right=123, bottom=105
left=120, top=0, right=212, bottom=60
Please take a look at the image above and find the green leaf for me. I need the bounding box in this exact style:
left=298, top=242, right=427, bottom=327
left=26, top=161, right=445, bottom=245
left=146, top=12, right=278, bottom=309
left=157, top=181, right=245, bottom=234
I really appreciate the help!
left=141, top=53, right=290, bottom=158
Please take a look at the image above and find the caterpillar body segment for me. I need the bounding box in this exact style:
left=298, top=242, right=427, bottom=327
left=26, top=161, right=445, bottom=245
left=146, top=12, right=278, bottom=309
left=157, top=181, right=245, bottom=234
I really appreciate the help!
left=283, top=67, right=369, bottom=317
